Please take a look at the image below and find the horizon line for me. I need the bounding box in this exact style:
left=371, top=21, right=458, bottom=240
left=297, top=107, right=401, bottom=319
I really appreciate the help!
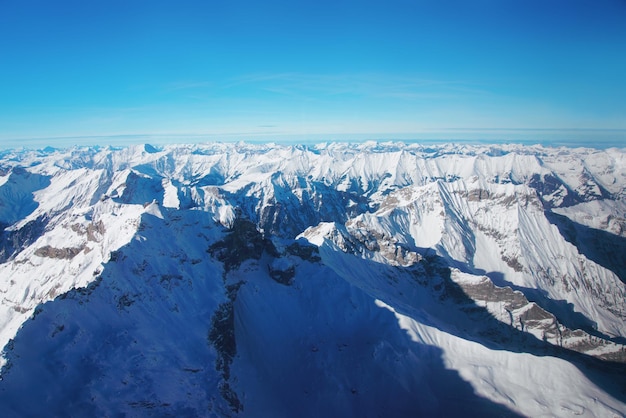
left=3, top=127, right=626, bottom=143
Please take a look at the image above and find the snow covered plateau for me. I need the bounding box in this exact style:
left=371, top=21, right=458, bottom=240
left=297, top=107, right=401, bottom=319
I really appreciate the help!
left=0, top=141, right=625, bottom=417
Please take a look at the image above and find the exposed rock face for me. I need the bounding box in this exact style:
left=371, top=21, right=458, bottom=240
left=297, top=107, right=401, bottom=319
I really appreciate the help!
left=310, top=219, right=626, bottom=361
left=34, top=245, right=84, bottom=259
left=208, top=282, right=245, bottom=414
left=268, top=259, right=296, bottom=285
left=71, top=220, right=106, bottom=242
left=451, top=271, right=626, bottom=361
left=285, top=240, right=321, bottom=262
left=208, top=218, right=278, bottom=272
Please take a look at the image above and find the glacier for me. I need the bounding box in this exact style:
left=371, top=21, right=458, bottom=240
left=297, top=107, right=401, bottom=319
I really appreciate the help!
left=0, top=141, right=624, bottom=417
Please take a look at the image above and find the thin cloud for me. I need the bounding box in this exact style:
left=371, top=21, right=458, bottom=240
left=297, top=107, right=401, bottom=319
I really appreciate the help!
left=222, top=72, right=489, bottom=102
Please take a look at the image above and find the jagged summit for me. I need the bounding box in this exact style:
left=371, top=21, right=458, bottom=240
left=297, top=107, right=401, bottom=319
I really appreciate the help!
left=0, top=142, right=625, bottom=417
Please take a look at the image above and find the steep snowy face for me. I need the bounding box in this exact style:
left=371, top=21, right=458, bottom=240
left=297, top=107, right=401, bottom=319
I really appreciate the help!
left=352, top=178, right=626, bottom=340
left=0, top=142, right=625, bottom=417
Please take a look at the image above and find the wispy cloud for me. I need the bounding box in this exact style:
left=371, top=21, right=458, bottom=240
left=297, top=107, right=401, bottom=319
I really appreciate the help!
left=221, top=72, right=489, bottom=102
left=156, top=73, right=494, bottom=109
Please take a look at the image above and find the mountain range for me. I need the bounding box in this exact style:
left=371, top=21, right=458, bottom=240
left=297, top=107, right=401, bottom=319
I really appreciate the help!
left=0, top=141, right=625, bottom=417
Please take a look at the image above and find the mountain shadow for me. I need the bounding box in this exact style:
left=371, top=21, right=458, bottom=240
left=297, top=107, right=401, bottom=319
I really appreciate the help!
left=0, top=167, right=51, bottom=226
left=232, top=257, right=523, bottom=417
left=316, top=243, right=626, bottom=407
left=545, top=210, right=626, bottom=285
left=0, top=209, right=230, bottom=417
left=0, top=167, right=51, bottom=262
left=0, top=211, right=522, bottom=418
left=0, top=216, right=48, bottom=263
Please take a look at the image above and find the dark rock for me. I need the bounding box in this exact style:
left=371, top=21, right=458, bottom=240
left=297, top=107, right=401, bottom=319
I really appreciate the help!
left=208, top=218, right=277, bottom=272
left=34, top=245, right=84, bottom=259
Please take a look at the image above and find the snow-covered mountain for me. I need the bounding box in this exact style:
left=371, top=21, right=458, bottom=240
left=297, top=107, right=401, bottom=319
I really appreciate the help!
left=0, top=142, right=625, bottom=417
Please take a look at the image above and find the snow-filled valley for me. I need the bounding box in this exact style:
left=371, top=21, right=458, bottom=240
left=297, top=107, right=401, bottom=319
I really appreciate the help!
left=0, top=141, right=625, bottom=417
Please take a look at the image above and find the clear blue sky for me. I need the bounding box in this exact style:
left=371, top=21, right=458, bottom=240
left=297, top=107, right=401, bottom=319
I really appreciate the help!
left=1, top=0, right=625, bottom=147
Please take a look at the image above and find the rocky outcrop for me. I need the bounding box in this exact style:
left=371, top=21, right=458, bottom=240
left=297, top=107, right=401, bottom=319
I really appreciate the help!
left=208, top=218, right=278, bottom=272
left=34, top=245, right=85, bottom=259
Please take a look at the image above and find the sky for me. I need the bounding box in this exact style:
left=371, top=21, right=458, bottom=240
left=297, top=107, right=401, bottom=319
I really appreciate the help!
left=1, top=0, right=625, bottom=148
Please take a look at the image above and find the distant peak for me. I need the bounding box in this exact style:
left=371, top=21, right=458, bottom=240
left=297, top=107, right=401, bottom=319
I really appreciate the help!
left=143, top=144, right=159, bottom=154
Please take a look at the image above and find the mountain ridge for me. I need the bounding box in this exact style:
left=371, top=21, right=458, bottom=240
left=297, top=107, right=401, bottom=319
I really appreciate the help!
left=0, top=142, right=624, bottom=416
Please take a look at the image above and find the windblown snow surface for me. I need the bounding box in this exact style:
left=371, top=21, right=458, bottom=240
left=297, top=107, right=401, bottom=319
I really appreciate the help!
left=0, top=142, right=625, bottom=417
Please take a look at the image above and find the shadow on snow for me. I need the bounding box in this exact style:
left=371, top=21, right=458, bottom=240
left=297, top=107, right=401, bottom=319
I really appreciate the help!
left=0, top=212, right=523, bottom=418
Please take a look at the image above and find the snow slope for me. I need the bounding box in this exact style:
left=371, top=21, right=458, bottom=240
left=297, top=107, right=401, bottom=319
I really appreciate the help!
left=0, top=142, right=624, bottom=417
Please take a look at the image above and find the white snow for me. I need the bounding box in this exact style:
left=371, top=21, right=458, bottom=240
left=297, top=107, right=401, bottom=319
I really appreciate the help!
left=379, top=300, right=626, bottom=417
left=162, top=178, right=180, bottom=209
left=0, top=142, right=624, bottom=416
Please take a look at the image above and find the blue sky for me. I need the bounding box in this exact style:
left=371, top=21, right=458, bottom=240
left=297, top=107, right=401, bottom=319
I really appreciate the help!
left=1, top=0, right=625, bottom=147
